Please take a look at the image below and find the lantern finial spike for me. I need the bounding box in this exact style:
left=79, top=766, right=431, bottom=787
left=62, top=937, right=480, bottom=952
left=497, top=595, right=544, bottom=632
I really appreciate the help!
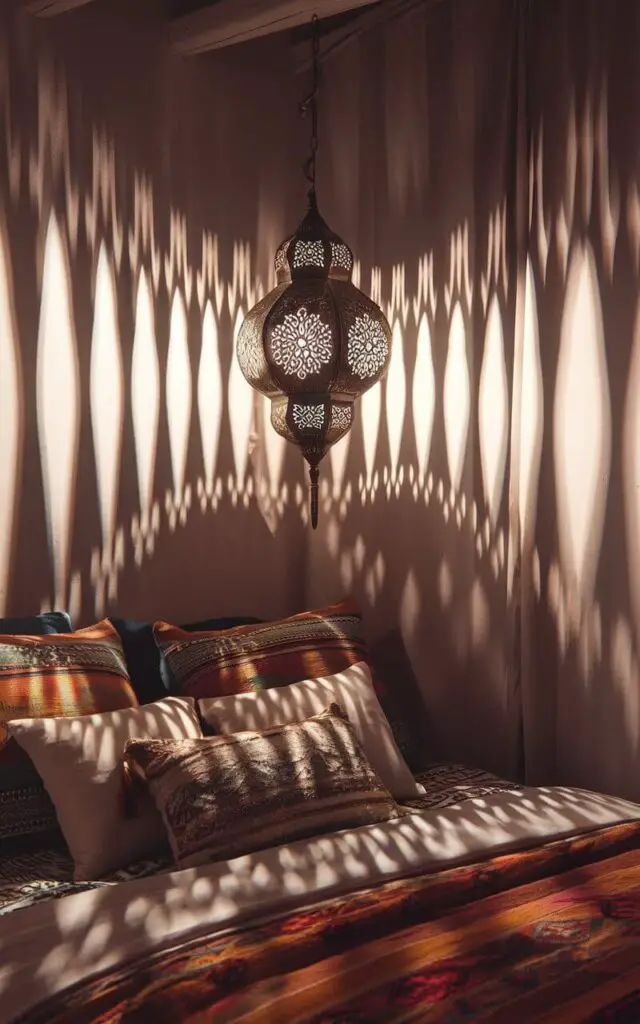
left=309, top=464, right=320, bottom=529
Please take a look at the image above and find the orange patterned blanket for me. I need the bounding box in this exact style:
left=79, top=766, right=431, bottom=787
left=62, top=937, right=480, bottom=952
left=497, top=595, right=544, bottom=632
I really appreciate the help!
left=16, top=819, right=640, bottom=1023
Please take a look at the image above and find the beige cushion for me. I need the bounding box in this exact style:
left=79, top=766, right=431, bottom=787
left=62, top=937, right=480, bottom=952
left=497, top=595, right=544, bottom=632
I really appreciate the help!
left=124, top=704, right=401, bottom=869
left=8, top=696, right=202, bottom=880
left=198, top=662, right=421, bottom=800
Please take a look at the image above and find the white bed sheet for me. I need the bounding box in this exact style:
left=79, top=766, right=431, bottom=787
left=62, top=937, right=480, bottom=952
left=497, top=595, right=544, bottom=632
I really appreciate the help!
left=2, top=783, right=640, bottom=1023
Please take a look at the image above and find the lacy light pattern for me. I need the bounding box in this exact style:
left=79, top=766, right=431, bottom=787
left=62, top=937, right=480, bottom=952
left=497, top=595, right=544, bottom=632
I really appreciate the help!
left=293, top=404, right=325, bottom=431
left=330, top=405, right=352, bottom=432
left=274, top=238, right=292, bottom=276
left=271, top=404, right=288, bottom=435
left=347, top=313, right=390, bottom=379
left=270, top=307, right=333, bottom=380
left=293, top=240, right=325, bottom=269
left=331, top=242, right=353, bottom=272
left=237, top=322, right=264, bottom=382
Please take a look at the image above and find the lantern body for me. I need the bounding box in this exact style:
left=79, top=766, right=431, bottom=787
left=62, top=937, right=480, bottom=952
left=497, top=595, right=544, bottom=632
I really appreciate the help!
left=237, top=193, right=391, bottom=525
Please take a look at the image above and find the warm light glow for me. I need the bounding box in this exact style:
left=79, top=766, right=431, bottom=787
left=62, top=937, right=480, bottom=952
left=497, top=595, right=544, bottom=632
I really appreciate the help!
left=166, top=290, right=192, bottom=527
left=518, top=257, right=544, bottom=544
left=361, top=383, right=382, bottom=489
left=399, top=569, right=421, bottom=643
left=385, top=319, right=406, bottom=483
left=131, top=270, right=160, bottom=525
left=554, top=242, right=611, bottom=623
left=36, top=213, right=80, bottom=609
left=443, top=301, right=470, bottom=493
left=412, top=313, right=435, bottom=484
left=90, top=245, right=124, bottom=557
left=478, top=296, right=509, bottom=525
left=228, top=306, right=253, bottom=488
left=329, top=433, right=351, bottom=501
left=197, top=302, right=222, bottom=498
left=261, top=397, right=286, bottom=498
left=0, top=223, right=21, bottom=616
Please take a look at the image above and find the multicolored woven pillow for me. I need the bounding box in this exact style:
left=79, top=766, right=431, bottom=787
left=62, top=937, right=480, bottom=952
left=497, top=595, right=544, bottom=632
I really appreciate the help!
left=124, top=704, right=401, bottom=868
left=110, top=615, right=262, bottom=704
left=0, top=619, right=138, bottom=845
left=153, top=599, right=370, bottom=701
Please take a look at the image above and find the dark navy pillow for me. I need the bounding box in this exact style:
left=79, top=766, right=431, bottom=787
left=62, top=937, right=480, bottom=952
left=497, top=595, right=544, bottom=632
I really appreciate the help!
left=0, top=612, right=72, bottom=635
left=111, top=617, right=262, bottom=705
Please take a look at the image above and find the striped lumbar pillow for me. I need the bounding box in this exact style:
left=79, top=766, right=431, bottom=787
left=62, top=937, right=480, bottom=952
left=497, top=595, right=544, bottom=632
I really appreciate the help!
left=124, top=704, right=401, bottom=868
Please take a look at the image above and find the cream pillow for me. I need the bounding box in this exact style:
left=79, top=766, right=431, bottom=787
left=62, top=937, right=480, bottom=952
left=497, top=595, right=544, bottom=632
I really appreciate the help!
left=8, top=696, right=202, bottom=880
left=198, top=662, right=421, bottom=800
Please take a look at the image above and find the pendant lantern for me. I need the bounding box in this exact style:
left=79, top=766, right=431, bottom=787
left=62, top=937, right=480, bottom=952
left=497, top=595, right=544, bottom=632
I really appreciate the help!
left=236, top=15, right=391, bottom=528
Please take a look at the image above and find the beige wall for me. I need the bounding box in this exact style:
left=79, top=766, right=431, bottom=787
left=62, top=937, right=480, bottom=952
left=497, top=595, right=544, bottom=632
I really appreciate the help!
left=0, top=0, right=309, bottom=625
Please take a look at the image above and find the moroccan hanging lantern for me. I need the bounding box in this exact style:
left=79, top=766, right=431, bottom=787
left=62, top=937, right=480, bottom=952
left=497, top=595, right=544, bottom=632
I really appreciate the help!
left=236, top=15, right=391, bottom=528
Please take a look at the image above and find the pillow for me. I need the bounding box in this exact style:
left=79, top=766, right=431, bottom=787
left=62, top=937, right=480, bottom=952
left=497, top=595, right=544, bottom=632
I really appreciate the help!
left=0, top=619, right=138, bottom=845
left=0, top=612, right=72, bottom=635
left=8, top=696, right=202, bottom=880
left=199, top=662, right=421, bottom=800
left=154, top=599, right=370, bottom=701
left=124, top=704, right=400, bottom=869
left=110, top=616, right=262, bottom=704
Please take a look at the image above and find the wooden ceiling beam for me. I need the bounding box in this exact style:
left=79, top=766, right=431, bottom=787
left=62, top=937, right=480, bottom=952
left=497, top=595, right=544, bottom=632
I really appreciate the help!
left=170, top=0, right=383, bottom=56
left=22, top=0, right=97, bottom=15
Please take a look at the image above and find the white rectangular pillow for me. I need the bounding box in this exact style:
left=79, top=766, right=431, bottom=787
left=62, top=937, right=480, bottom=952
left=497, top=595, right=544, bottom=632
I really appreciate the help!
left=198, top=662, right=421, bottom=800
left=8, top=696, right=202, bottom=880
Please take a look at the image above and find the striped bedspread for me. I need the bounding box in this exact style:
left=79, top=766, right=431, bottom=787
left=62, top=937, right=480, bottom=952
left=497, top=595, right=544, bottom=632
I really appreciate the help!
left=17, top=818, right=640, bottom=1023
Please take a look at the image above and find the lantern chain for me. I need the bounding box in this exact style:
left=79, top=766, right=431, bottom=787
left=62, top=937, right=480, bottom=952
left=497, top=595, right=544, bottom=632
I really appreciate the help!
left=300, top=14, right=320, bottom=198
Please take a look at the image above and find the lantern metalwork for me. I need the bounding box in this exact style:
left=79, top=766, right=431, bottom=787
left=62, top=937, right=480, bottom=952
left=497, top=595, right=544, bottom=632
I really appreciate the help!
left=236, top=16, right=391, bottom=528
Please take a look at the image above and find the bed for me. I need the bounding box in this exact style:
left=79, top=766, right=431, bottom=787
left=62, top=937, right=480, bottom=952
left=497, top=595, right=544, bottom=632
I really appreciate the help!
left=4, top=608, right=640, bottom=1022
left=3, top=764, right=640, bottom=1023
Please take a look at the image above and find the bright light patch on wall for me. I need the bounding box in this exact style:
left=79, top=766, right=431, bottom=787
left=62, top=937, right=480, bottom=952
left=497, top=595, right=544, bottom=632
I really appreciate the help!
left=261, top=397, right=285, bottom=497
left=412, top=313, right=435, bottom=484
left=385, top=319, right=406, bottom=483
left=90, top=245, right=124, bottom=555
left=329, top=432, right=350, bottom=500
left=36, top=213, right=80, bottom=609
left=443, top=301, right=470, bottom=493
left=0, top=224, right=21, bottom=615
left=197, top=301, right=222, bottom=496
left=132, top=270, right=160, bottom=522
left=166, top=290, right=192, bottom=520
left=361, top=382, right=382, bottom=488
left=399, top=569, right=421, bottom=645
left=554, top=243, right=611, bottom=622
left=478, top=296, right=509, bottom=524
left=518, top=258, right=544, bottom=544
left=228, top=306, right=253, bottom=487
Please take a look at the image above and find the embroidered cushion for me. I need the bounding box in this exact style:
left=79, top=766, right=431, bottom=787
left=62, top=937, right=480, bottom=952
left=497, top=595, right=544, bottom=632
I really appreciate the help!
left=0, top=619, right=137, bottom=844
left=124, top=704, right=400, bottom=868
left=154, top=599, right=370, bottom=701
left=9, top=696, right=202, bottom=880
left=110, top=615, right=262, bottom=704
left=199, top=662, right=421, bottom=799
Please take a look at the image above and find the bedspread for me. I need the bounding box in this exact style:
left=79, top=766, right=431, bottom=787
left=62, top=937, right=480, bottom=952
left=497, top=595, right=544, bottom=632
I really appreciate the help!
left=17, top=818, right=640, bottom=1024
left=0, top=763, right=519, bottom=917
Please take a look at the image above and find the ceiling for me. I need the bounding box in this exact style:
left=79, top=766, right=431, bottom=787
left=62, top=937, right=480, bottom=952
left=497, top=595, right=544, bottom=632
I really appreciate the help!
left=28, top=0, right=386, bottom=56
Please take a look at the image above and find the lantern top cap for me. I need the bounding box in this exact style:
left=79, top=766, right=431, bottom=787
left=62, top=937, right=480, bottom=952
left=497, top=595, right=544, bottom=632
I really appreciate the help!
left=274, top=190, right=354, bottom=285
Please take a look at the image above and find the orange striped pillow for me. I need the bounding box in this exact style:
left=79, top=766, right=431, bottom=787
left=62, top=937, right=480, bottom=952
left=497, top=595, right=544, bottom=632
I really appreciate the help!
left=154, top=599, right=370, bottom=701
left=0, top=619, right=138, bottom=844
